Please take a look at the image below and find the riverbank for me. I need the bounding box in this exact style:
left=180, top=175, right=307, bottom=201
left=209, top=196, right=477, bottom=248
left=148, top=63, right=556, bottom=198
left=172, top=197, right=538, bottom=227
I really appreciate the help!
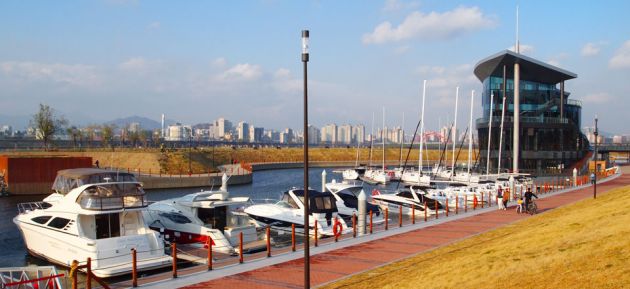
left=0, top=147, right=469, bottom=174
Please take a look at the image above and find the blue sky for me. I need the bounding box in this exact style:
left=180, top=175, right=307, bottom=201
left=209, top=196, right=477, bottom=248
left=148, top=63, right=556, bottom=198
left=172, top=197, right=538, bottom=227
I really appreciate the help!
left=1, top=0, right=629, bottom=134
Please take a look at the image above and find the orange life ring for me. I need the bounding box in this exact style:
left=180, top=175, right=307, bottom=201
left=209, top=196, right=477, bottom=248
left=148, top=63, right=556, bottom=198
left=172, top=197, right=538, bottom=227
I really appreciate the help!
left=332, top=220, right=343, bottom=238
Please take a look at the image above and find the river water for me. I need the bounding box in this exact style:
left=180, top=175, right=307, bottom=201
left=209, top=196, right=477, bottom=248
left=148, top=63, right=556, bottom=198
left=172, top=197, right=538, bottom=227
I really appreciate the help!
left=0, top=167, right=399, bottom=268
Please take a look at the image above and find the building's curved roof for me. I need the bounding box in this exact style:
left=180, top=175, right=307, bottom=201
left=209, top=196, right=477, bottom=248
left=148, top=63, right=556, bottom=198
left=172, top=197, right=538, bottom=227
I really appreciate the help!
left=474, top=50, right=577, bottom=84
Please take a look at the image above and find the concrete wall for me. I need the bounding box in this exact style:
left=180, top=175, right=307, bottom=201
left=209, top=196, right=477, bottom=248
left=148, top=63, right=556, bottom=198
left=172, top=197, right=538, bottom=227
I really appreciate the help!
left=139, top=173, right=252, bottom=190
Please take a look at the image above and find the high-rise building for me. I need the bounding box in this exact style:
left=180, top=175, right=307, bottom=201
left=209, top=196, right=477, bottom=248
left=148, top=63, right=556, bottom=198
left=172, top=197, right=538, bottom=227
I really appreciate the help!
left=338, top=124, right=352, bottom=144
left=237, top=121, right=250, bottom=142
left=307, top=125, right=320, bottom=145
left=321, top=124, right=338, bottom=144
left=353, top=125, right=365, bottom=144
left=215, top=118, right=233, bottom=139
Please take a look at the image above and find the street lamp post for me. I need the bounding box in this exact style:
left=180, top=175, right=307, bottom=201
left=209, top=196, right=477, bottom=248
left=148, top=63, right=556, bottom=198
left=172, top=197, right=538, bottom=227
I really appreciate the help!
left=594, top=116, right=598, bottom=199
left=301, top=29, right=310, bottom=289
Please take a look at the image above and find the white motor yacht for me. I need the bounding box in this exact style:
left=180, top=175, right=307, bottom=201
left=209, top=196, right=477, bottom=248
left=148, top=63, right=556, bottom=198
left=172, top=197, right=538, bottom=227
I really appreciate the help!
left=324, top=180, right=383, bottom=222
left=13, top=169, right=171, bottom=278
left=142, top=174, right=259, bottom=255
left=371, top=187, right=443, bottom=216
left=244, top=189, right=350, bottom=237
left=342, top=169, right=360, bottom=181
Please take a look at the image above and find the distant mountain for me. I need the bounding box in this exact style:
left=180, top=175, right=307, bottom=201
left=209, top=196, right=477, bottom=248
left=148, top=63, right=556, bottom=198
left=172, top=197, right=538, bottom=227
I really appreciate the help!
left=106, top=116, right=176, bottom=130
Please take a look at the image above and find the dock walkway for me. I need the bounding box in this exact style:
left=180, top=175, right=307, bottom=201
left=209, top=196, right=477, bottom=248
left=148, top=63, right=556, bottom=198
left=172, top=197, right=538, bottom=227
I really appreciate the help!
left=126, top=168, right=627, bottom=289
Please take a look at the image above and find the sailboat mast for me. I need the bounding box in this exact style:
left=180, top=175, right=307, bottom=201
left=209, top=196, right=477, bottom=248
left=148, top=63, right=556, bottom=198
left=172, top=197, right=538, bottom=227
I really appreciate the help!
left=369, top=112, right=374, bottom=167
left=467, top=90, right=474, bottom=175
left=382, top=107, right=386, bottom=171
left=498, top=95, right=507, bottom=174
left=419, top=80, right=427, bottom=174
left=451, top=87, right=459, bottom=178
left=399, top=112, right=405, bottom=167
left=486, top=92, right=494, bottom=175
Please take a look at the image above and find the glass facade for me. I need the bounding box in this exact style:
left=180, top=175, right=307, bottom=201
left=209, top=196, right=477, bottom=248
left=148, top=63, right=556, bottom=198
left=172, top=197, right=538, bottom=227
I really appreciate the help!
left=477, top=76, right=589, bottom=174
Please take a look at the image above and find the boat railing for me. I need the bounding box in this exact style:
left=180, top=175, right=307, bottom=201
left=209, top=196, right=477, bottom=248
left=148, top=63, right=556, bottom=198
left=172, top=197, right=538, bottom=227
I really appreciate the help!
left=16, top=202, right=50, bottom=214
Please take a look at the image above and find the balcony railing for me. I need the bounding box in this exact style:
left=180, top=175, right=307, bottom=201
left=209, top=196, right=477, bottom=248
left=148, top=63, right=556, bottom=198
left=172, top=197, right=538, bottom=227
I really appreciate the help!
left=476, top=116, right=570, bottom=126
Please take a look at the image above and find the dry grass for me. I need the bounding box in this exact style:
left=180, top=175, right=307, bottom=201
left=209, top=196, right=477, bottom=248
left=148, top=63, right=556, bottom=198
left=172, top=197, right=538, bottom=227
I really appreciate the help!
left=323, top=185, right=630, bottom=289
left=2, top=147, right=476, bottom=174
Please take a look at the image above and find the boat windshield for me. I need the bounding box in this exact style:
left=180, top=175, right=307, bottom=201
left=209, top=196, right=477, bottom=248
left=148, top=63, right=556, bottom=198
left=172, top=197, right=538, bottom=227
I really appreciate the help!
left=53, top=171, right=138, bottom=195
left=77, top=183, right=147, bottom=210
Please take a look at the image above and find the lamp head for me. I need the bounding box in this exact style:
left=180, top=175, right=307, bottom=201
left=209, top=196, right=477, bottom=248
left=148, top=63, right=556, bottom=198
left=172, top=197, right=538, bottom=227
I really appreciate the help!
left=302, top=30, right=309, bottom=62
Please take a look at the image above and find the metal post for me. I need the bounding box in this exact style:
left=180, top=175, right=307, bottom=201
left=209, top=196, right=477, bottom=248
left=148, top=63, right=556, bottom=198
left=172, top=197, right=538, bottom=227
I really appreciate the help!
left=172, top=243, right=177, bottom=278
left=446, top=199, right=449, bottom=217
left=132, top=249, right=138, bottom=287
left=266, top=226, right=271, bottom=257
left=86, top=257, right=92, bottom=289
left=369, top=210, right=373, bottom=234
left=314, top=221, right=318, bottom=247
left=399, top=205, right=402, bottom=227
left=424, top=202, right=427, bottom=222
left=456, top=196, right=459, bottom=214
left=514, top=61, right=520, bottom=173
left=321, top=170, right=326, bottom=192
left=302, top=29, right=311, bottom=289
left=291, top=224, right=296, bottom=252
left=594, top=116, right=598, bottom=199
left=435, top=200, right=438, bottom=219
left=239, top=232, right=243, bottom=263
left=358, top=189, right=366, bottom=235
left=385, top=208, right=389, bottom=230
left=352, top=213, right=357, bottom=238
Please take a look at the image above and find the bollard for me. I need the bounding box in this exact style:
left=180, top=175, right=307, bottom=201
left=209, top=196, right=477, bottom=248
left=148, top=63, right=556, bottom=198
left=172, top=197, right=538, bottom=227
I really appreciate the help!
left=352, top=213, right=357, bottom=238
left=291, top=224, right=296, bottom=252
left=385, top=208, right=389, bottom=230
left=465, top=195, right=468, bottom=213
left=266, top=226, right=271, bottom=257
left=239, top=232, right=243, bottom=263
left=172, top=243, right=177, bottom=278
left=446, top=199, right=449, bottom=217
left=358, top=190, right=367, bottom=236
left=435, top=200, right=438, bottom=220
left=321, top=170, right=327, bottom=192
left=412, top=204, right=415, bottom=224
left=87, top=257, right=92, bottom=289
left=399, top=205, right=403, bottom=227
left=481, top=193, right=484, bottom=208
left=132, top=248, right=138, bottom=287
left=314, top=222, right=318, bottom=247
left=369, top=210, right=373, bottom=234
left=71, top=260, right=78, bottom=289
left=456, top=196, right=459, bottom=215
left=424, top=201, right=427, bottom=222
left=207, top=238, right=213, bottom=271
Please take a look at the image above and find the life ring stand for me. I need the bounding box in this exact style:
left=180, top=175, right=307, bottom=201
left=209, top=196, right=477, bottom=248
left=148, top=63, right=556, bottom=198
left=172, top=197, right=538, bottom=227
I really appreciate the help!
left=332, top=220, right=343, bottom=238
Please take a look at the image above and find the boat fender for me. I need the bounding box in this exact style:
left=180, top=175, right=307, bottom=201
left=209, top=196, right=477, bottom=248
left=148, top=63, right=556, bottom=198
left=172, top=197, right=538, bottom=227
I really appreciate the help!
left=372, top=189, right=381, bottom=196
left=332, top=220, right=343, bottom=238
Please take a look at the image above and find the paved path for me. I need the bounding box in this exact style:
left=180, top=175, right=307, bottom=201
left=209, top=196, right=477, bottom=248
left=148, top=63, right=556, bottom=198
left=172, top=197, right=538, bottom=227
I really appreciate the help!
left=143, top=169, right=627, bottom=289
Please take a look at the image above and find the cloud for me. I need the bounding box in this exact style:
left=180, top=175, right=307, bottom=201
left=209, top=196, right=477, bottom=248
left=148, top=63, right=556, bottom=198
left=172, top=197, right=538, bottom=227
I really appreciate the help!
left=609, top=40, right=630, bottom=69
left=0, top=61, right=100, bottom=87
left=581, top=92, right=615, bottom=103
left=581, top=42, right=601, bottom=57
left=215, top=63, right=262, bottom=82
left=414, top=63, right=478, bottom=107
left=212, top=57, right=227, bottom=68
left=394, top=45, right=411, bottom=54
left=382, top=0, right=419, bottom=12
left=363, top=6, right=495, bottom=44
left=507, top=44, right=534, bottom=54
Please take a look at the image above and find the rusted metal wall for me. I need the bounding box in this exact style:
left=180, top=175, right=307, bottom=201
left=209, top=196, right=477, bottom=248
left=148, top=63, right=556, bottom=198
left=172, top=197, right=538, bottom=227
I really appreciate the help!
left=0, top=155, right=92, bottom=194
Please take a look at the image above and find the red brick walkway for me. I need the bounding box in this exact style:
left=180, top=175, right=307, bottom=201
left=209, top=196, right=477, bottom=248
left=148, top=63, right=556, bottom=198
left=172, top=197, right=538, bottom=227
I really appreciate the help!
left=180, top=171, right=627, bottom=289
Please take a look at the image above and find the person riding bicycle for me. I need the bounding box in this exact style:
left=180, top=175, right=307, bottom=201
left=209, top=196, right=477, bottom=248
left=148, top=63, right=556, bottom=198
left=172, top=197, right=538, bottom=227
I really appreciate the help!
left=524, top=188, right=538, bottom=212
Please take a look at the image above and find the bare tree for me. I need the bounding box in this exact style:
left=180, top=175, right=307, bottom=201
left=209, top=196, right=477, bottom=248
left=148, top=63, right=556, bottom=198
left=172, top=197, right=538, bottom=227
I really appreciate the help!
left=31, top=104, right=67, bottom=150
left=101, top=124, right=116, bottom=150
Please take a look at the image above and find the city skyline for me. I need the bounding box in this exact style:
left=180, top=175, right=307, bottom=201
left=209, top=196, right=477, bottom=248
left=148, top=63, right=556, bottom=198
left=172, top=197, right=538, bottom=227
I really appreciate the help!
left=1, top=1, right=629, bottom=133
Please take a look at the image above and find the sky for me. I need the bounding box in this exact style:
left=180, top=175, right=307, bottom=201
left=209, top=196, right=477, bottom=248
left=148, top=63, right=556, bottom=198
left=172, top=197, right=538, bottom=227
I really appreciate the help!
left=1, top=0, right=629, bottom=134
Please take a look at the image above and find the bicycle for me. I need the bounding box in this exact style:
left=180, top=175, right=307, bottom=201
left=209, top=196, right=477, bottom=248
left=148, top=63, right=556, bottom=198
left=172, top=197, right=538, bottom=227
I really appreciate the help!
left=526, top=201, right=538, bottom=215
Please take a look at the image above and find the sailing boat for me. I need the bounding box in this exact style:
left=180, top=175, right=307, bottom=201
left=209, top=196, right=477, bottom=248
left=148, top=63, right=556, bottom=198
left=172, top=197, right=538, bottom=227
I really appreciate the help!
left=342, top=135, right=366, bottom=180
left=401, top=80, right=431, bottom=186
left=453, top=90, right=479, bottom=183
left=363, top=108, right=390, bottom=184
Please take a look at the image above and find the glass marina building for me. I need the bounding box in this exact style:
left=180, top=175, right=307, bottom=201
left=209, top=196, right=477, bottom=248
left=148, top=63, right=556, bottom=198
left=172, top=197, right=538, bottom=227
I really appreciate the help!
left=474, top=50, right=589, bottom=174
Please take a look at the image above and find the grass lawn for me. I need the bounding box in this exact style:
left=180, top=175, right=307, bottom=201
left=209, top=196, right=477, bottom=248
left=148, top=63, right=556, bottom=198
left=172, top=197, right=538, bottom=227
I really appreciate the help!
left=323, top=185, right=630, bottom=289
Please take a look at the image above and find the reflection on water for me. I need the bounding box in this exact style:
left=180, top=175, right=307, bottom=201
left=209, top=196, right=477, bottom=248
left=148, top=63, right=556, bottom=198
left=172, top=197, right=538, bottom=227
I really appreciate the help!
left=0, top=167, right=397, bottom=269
